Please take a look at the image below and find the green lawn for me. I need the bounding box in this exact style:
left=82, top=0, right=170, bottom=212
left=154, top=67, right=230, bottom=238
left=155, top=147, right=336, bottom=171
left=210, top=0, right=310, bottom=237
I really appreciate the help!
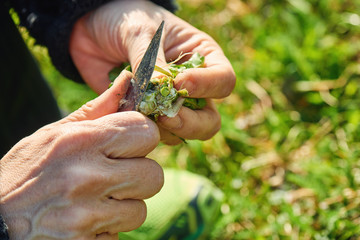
left=23, top=0, right=360, bottom=239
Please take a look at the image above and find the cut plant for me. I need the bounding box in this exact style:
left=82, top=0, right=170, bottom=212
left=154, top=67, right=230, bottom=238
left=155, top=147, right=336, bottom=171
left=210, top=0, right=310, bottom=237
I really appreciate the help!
left=109, top=52, right=206, bottom=121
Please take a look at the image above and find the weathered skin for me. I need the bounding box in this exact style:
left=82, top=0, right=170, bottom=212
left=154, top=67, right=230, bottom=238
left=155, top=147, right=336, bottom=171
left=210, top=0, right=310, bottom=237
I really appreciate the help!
left=0, top=71, right=163, bottom=240
left=70, top=0, right=236, bottom=145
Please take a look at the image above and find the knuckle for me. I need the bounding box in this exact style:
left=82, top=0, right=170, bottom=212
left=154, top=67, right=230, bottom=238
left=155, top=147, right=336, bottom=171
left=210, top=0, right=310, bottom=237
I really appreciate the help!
left=126, top=200, right=147, bottom=231
left=224, top=68, right=237, bottom=97
left=62, top=166, right=104, bottom=198
left=145, top=160, right=164, bottom=194
left=126, top=158, right=164, bottom=199
left=79, top=100, right=96, bottom=116
left=63, top=100, right=96, bottom=122
left=143, top=118, right=161, bottom=147
left=108, top=200, right=147, bottom=232
left=64, top=207, right=92, bottom=233
left=135, top=201, right=147, bottom=228
left=200, top=111, right=221, bottom=141
left=181, top=71, right=197, bottom=95
left=40, top=206, right=92, bottom=237
left=49, top=123, right=99, bottom=157
left=120, top=112, right=160, bottom=146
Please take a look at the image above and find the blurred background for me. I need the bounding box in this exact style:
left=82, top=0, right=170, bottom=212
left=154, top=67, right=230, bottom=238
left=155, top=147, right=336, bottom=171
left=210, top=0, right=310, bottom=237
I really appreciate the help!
left=18, top=0, right=360, bottom=239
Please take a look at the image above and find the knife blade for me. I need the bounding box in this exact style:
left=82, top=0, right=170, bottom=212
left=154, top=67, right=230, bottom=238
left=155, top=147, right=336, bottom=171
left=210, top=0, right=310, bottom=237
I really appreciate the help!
left=118, top=21, right=164, bottom=112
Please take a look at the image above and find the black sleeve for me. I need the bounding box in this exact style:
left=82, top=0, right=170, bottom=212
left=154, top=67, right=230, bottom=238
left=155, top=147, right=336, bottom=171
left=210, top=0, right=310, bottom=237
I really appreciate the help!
left=0, top=215, right=9, bottom=240
left=10, top=0, right=177, bottom=83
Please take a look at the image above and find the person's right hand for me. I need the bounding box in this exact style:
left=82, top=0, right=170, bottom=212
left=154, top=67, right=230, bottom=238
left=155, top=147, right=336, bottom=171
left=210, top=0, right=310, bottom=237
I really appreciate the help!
left=0, top=70, right=163, bottom=240
left=69, top=0, right=236, bottom=145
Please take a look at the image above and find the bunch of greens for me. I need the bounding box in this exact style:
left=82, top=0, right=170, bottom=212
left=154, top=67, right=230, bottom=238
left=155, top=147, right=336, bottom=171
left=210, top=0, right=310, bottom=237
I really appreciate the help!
left=109, top=52, right=207, bottom=121
left=140, top=52, right=206, bottom=120
left=138, top=75, right=188, bottom=120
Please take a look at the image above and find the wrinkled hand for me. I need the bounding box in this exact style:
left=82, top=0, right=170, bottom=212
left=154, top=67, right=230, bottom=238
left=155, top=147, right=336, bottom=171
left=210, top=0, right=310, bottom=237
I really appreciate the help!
left=70, top=0, right=236, bottom=145
left=0, top=71, right=163, bottom=240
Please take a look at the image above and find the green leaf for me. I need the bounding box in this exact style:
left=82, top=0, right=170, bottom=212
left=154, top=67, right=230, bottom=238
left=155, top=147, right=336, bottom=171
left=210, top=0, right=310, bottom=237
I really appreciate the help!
left=169, top=52, right=205, bottom=77
left=183, top=98, right=207, bottom=110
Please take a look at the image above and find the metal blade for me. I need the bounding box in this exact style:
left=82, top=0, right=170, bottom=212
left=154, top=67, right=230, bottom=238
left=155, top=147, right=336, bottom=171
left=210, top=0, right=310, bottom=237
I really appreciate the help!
left=132, top=21, right=164, bottom=111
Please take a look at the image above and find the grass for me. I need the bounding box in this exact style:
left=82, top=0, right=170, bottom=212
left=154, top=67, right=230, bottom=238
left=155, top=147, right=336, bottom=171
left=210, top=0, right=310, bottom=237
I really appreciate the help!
left=20, top=0, right=360, bottom=239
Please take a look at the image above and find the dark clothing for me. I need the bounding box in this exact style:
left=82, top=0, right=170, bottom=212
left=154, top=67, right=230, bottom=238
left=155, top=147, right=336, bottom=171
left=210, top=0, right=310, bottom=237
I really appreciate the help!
left=9, top=0, right=177, bottom=83
left=0, top=0, right=176, bottom=155
left=0, top=1, right=175, bottom=238
left=0, top=215, right=9, bottom=240
left=0, top=1, right=62, bottom=158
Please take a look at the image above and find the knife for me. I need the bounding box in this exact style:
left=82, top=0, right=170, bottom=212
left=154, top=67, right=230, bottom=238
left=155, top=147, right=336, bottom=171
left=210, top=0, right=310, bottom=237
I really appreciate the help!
left=118, top=21, right=164, bottom=112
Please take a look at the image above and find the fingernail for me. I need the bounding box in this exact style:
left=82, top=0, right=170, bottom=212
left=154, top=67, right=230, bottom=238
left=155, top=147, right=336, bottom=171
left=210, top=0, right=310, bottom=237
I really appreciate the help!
left=175, top=75, right=195, bottom=96
left=158, top=115, right=183, bottom=130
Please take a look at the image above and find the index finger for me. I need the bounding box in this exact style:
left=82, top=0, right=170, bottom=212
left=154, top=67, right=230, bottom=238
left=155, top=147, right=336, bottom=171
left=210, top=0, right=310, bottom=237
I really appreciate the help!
left=174, top=48, right=236, bottom=99
left=163, top=17, right=236, bottom=99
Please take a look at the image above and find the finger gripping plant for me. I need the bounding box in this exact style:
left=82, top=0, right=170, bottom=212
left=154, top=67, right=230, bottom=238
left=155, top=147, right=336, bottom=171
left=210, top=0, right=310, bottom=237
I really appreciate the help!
left=140, top=52, right=207, bottom=120
left=110, top=52, right=207, bottom=121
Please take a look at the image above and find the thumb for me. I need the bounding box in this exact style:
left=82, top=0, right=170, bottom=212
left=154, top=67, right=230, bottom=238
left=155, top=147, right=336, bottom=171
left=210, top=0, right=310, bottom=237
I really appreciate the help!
left=59, top=70, right=133, bottom=123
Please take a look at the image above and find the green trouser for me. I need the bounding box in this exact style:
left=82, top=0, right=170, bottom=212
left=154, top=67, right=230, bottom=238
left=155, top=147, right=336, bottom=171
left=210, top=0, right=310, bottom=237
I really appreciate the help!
left=0, top=2, right=61, bottom=157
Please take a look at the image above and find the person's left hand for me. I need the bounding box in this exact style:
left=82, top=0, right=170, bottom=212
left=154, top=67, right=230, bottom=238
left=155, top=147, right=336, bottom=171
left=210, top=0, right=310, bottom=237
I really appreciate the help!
left=69, top=0, right=236, bottom=145
left=0, top=70, right=163, bottom=239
